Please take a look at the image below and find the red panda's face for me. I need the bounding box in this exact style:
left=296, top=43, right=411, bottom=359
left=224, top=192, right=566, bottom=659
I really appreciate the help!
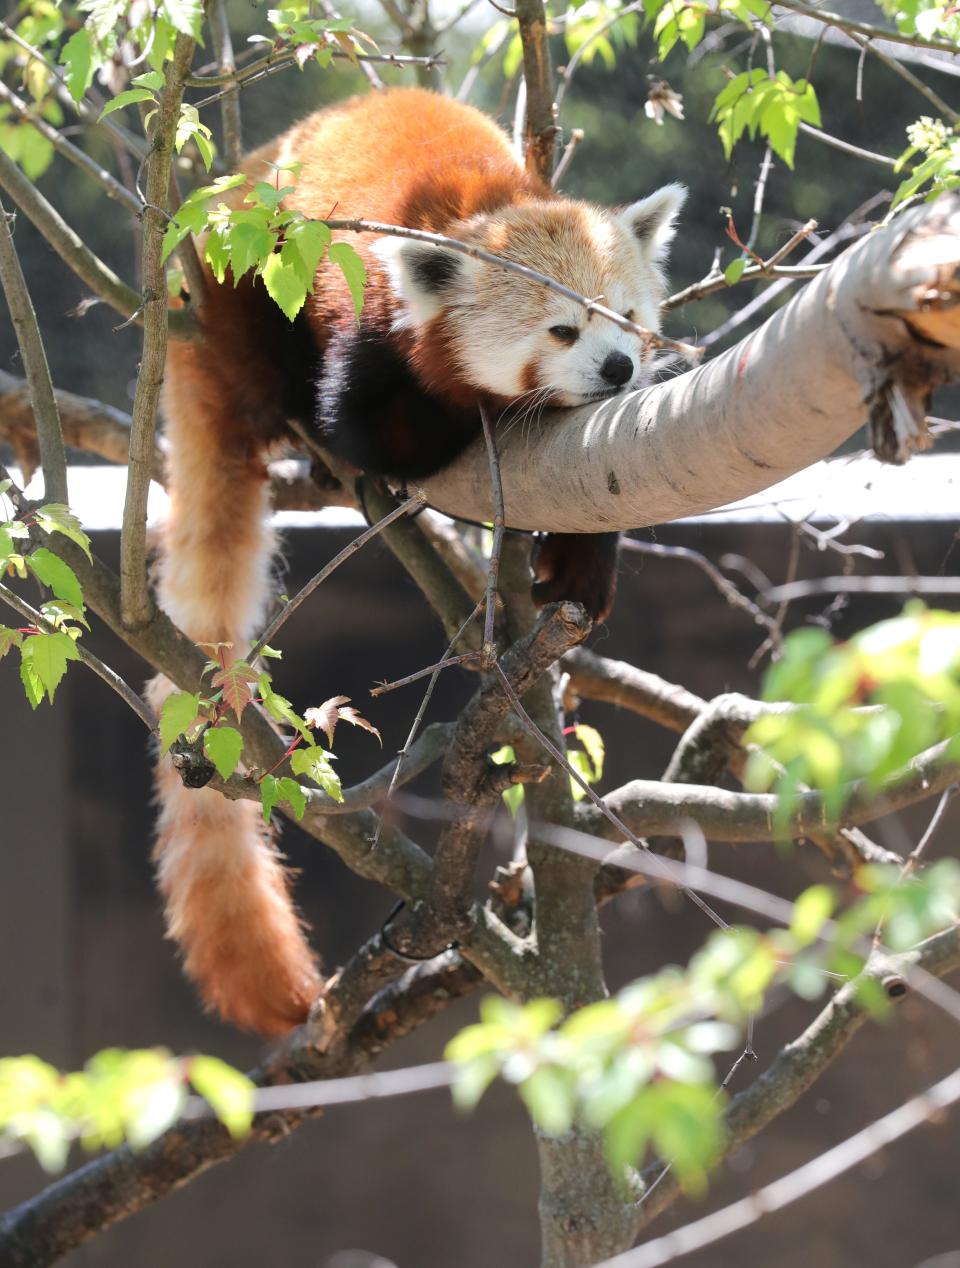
left=372, top=183, right=685, bottom=409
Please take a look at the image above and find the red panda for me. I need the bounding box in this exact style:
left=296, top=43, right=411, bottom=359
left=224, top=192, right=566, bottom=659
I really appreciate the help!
left=150, top=87, right=684, bottom=1035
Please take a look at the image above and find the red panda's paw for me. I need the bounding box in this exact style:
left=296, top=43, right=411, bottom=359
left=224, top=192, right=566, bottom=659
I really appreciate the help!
left=531, top=531, right=620, bottom=624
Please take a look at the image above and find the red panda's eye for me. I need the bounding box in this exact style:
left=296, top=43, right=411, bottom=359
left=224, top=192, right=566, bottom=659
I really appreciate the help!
left=623, top=309, right=636, bottom=322
left=549, top=325, right=580, bottom=345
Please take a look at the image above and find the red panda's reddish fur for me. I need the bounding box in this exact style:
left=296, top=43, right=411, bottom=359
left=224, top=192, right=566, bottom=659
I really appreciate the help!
left=153, top=90, right=539, bottom=1035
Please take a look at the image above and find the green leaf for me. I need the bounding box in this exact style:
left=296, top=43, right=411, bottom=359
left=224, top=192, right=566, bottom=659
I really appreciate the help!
left=260, top=772, right=281, bottom=824
left=99, top=87, right=156, bottom=120
left=33, top=504, right=92, bottom=561
left=61, top=29, right=95, bottom=104
left=158, top=690, right=202, bottom=752
left=189, top=1056, right=254, bottom=1138
left=262, top=253, right=308, bottom=321
left=518, top=1066, right=576, bottom=1137
left=203, top=725, right=243, bottom=782
left=78, top=0, right=126, bottom=40
left=132, top=70, right=165, bottom=90
left=328, top=241, right=367, bottom=315
left=28, top=548, right=84, bottom=609
left=19, top=653, right=44, bottom=709
left=285, top=218, right=331, bottom=284
left=22, top=631, right=81, bottom=704
left=0, top=626, right=23, bottom=659
left=160, top=0, right=205, bottom=37
left=290, top=744, right=343, bottom=801
left=724, top=257, right=747, bottom=284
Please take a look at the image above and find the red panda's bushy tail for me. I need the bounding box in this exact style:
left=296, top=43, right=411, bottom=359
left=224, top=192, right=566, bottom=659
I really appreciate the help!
left=147, top=337, right=321, bottom=1036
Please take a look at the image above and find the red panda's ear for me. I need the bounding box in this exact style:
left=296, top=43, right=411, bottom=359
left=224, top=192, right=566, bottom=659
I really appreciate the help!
left=619, top=183, right=687, bottom=262
left=370, top=236, right=468, bottom=324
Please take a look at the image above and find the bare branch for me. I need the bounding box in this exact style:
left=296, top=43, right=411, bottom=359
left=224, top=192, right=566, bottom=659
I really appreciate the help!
left=0, top=147, right=196, bottom=339
left=0, top=199, right=67, bottom=504
left=0, top=81, right=141, bottom=215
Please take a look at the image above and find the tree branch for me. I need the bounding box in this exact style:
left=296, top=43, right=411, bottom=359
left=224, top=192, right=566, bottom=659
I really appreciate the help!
left=420, top=195, right=960, bottom=529
left=0, top=148, right=195, bottom=340
left=120, top=32, right=196, bottom=629
left=0, top=955, right=482, bottom=1268
left=0, top=198, right=67, bottom=504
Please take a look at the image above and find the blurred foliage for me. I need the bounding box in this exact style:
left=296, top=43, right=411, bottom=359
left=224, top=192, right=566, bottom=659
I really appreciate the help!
left=447, top=860, right=960, bottom=1186
left=744, top=605, right=960, bottom=830
left=0, top=1047, right=254, bottom=1172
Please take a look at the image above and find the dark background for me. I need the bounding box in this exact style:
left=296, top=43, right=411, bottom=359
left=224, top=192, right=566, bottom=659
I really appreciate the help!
left=2, top=517, right=959, bottom=1268
left=2, top=0, right=960, bottom=1262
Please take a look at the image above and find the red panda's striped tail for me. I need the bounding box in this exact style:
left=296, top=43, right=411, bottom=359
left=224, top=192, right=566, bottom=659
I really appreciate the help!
left=148, top=336, right=321, bottom=1036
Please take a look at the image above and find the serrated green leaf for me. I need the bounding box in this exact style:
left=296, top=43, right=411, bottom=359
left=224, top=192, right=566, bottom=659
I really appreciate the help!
left=22, top=631, right=80, bottom=703
left=19, top=653, right=44, bottom=709
left=0, top=626, right=23, bottom=659
left=78, top=0, right=126, bottom=40
left=274, top=776, right=307, bottom=820
left=328, top=241, right=366, bottom=315
left=260, top=772, right=281, bottom=824
left=132, top=70, right=165, bottom=90
left=33, top=504, right=92, bottom=561
left=160, top=0, right=204, bottom=37
left=28, top=548, right=84, bottom=609
left=262, top=253, right=308, bottom=321
left=290, top=743, right=343, bottom=801
left=203, top=725, right=243, bottom=782
left=61, top=29, right=95, bottom=105
left=99, top=87, right=156, bottom=120
left=158, top=690, right=202, bottom=752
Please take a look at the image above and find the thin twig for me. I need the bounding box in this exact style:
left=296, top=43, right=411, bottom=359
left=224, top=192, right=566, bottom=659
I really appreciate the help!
left=250, top=492, right=425, bottom=658
left=797, top=121, right=897, bottom=167
left=371, top=600, right=485, bottom=851
left=0, top=581, right=157, bottom=731
left=189, top=49, right=442, bottom=109
left=491, top=660, right=730, bottom=932
left=554, top=0, right=645, bottom=111
left=620, top=537, right=780, bottom=644
left=208, top=0, right=243, bottom=169
left=0, top=199, right=68, bottom=504
left=551, top=128, right=584, bottom=188
left=847, top=30, right=960, bottom=126
left=764, top=575, right=960, bottom=602
left=480, top=403, right=505, bottom=656
left=874, top=784, right=958, bottom=948
left=370, top=652, right=482, bottom=696
left=0, top=81, right=141, bottom=215
left=322, top=217, right=702, bottom=361
left=772, top=0, right=960, bottom=56
left=598, top=1063, right=960, bottom=1267
left=0, top=148, right=198, bottom=339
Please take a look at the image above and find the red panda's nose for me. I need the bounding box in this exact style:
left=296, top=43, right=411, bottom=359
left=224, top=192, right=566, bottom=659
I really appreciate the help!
left=600, top=352, right=634, bottom=386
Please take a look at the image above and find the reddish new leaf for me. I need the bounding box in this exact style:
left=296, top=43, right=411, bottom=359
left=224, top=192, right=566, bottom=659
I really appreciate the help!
left=211, top=659, right=260, bottom=720
left=304, top=695, right=381, bottom=746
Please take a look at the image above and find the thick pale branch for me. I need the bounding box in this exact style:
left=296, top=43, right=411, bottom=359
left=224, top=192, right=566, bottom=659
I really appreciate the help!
left=420, top=195, right=960, bottom=530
